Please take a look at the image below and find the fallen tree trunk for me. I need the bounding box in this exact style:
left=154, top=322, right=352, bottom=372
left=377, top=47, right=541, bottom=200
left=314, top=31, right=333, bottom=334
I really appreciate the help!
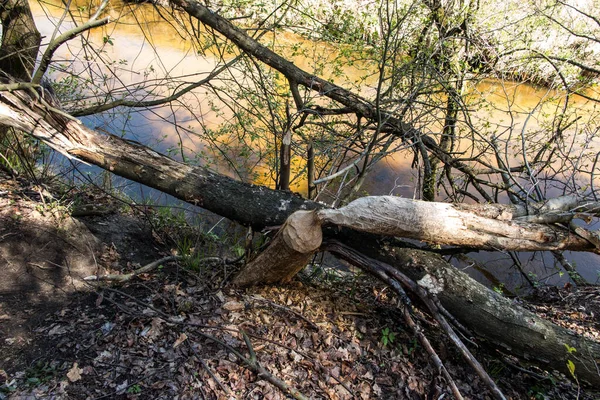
left=4, top=89, right=597, bottom=252
left=0, top=89, right=318, bottom=229
left=1, top=0, right=598, bottom=392
left=332, top=233, right=600, bottom=387
left=234, top=203, right=600, bottom=385
left=0, top=88, right=599, bottom=386
left=240, top=208, right=600, bottom=386
left=319, top=196, right=597, bottom=253
left=235, top=196, right=599, bottom=286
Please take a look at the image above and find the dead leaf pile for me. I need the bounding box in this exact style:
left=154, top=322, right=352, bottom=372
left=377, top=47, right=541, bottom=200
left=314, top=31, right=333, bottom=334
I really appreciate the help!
left=1, top=267, right=542, bottom=399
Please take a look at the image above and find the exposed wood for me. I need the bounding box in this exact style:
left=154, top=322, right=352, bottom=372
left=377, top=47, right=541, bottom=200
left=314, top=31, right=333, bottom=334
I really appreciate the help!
left=317, top=196, right=598, bottom=253
left=232, top=211, right=321, bottom=286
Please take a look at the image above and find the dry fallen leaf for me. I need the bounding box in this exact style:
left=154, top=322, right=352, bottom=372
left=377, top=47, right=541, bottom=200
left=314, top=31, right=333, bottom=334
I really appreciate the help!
left=173, top=332, right=188, bottom=348
left=67, top=362, right=83, bottom=382
left=222, top=301, right=245, bottom=312
left=48, top=324, right=67, bottom=336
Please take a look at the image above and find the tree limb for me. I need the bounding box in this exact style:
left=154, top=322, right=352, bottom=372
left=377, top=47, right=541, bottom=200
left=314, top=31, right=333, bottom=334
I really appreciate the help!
left=32, top=0, right=110, bottom=84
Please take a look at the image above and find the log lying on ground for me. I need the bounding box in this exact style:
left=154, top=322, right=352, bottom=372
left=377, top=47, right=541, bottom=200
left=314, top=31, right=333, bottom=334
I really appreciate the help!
left=1, top=88, right=599, bottom=386
left=0, top=89, right=318, bottom=229
left=320, top=196, right=597, bottom=253
left=4, top=88, right=597, bottom=253
left=337, top=233, right=600, bottom=387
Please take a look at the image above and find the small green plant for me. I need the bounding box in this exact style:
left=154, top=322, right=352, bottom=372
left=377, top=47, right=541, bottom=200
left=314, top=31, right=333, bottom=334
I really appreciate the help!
left=492, top=283, right=505, bottom=295
left=177, top=236, right=203, bottom=270
left=182, top=252, right=206, bottom=271
left=152, top=207, right=188, bottom=231
left=564, top=344, right=577, bottom=354
left=24, top=361, right=58, bottom=387
left=566, top=359, right=577, bottom=379
left=564, top=344, right=578, bottom=380
left=405, top=337, right=418, bottom=356
left=233, top=244, right=245, bottom=258
left=527, top=383, right=548, bottom=400
left=527, top=272, right=541, bottom=287
left=177, top=236, right=194, bottom=257
left=126, top=384, right=142, bottom=394
left=380, top=327, right=396, bottom=347
left=487, top=359, right=506, bottom=378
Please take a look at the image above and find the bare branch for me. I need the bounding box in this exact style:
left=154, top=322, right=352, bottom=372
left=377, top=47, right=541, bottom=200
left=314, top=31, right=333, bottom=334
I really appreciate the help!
left=32, top=0, right=110, bottom=84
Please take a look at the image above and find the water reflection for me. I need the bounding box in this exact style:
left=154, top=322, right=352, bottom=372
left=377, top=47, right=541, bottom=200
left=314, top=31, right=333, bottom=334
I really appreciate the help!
left=32, top=0, right=600, bottom=288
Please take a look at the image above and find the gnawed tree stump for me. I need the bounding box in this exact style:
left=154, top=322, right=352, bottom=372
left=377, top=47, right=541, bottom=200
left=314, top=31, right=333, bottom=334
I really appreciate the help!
left=232, top=211, right=322, bottom=287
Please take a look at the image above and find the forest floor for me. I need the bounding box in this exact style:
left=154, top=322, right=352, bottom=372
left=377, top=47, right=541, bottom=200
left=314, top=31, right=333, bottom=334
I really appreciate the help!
left=0, top=173, right=599, bottom=400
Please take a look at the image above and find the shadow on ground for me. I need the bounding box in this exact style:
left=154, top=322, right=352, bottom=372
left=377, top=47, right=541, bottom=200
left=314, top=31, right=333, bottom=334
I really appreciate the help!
left=0, top=176, right=162, bottom=375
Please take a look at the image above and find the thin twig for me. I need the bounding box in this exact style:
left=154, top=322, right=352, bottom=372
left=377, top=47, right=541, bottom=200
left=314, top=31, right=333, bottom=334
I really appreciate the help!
left=84, top=255, right=181, bottom=282
left=239, top=331, right=309, bottom=400
left=32, top=0, right=110, bottom=84
left=402, top=305, right=464, bottom=400
left=97, top=288, right=310, bottom=400
left=187, top=340, right=231, bottom=395
left=249, top=296, right=319, bottom=330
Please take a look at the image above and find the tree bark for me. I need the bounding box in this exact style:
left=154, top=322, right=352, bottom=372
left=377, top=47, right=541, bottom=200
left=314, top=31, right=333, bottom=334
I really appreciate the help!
left=232, top=210, right=321, bottom=287
left=0, top=89, right=318, bottom=229
left=1, top=0, right=598, bottom=389
left=232, top=196, right=599, bottom=286
left=334, top=232, right=600, bottom=387
left=0, top=0, right=41, bottom=163
left=278, top=130, right=291, bottom=191
left=318, top=196, right=597, bottom=253
left=0, top=0, right=41, bottom=81
left=307, top=141, right=315, bottom=199
left=1, top=86, right=597, bottom=253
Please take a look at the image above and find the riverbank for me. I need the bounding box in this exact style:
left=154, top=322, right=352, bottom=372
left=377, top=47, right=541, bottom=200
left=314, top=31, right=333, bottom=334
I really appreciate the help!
left=0, top=173, right=598, bottom=399
left=188, top=0, right=599, bottom=88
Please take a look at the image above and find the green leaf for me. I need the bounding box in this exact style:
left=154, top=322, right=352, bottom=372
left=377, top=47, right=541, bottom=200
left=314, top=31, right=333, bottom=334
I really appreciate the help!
left=564, top=344, right=577, bottom=354
left=567, top=359, right=576, bottom=379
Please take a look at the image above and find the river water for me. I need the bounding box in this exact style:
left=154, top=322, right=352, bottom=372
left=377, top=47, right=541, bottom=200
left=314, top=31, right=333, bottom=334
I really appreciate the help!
left=31, top=0, right=600, bottom=289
